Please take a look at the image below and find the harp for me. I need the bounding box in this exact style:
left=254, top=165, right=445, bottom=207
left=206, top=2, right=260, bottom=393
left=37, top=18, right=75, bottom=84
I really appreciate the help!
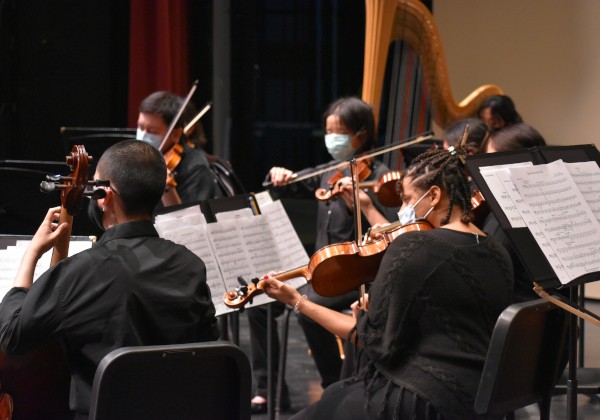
left=362, top=0, right=503, bottom=130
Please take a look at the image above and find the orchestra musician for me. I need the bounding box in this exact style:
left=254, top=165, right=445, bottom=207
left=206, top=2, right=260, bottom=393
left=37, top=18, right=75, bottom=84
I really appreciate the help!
left=260, top=145, right=514, bottom=419
left=136, top=91, right=223, bottom=205
left=477, top=95, right=523, bottom=133
left=0, top=140, right=220, bottom=418
left=248, top=96, right=398, bottom=413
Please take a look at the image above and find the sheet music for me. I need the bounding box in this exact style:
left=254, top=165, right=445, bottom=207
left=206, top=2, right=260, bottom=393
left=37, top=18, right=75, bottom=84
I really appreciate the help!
left=564, top=161, right=600, bottom=222
left=154, top=199, right=309, bottom=314
left=509, top=160, right=600, bottom=284
left=479, top=162, right=533, bottom=228
left=0, top=238, right=93, bottom=300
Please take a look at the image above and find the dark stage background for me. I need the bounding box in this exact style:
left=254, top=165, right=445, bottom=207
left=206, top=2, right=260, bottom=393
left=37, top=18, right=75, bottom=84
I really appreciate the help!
left=0, top=0, right=366, bottom=236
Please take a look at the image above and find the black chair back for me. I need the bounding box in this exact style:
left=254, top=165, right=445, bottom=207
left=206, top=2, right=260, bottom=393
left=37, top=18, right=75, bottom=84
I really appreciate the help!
left=88, top=341, right=251, bottom=420
left=474, top=299, right=568, bottom=419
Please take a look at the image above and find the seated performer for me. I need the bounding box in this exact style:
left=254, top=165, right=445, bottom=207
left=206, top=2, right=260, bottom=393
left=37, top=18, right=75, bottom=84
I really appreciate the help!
left=0, top=140, right=220, bottom=418
left=261, top=145, right=514, bottom=419
left=442, top=117, right=489, bottom=154
left=477, top=94, right=523, bottom=132
left=137, top=91, right=223, bottom=204
left=248, top=97, right=398, bottom=413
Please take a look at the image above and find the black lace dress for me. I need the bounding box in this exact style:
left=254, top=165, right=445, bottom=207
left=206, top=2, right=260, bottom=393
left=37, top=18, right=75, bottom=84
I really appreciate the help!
left=291, top=229, right=513, bottom=420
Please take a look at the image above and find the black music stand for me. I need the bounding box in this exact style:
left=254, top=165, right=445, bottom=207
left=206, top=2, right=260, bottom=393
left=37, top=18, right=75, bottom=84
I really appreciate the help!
left=60, top=126, right=136, bottom=172
left=466, top=144, right=600, bottom=420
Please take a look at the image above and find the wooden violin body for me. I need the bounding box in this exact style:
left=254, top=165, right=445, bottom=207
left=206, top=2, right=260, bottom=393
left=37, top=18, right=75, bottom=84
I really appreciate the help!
left=315, top=170, right=402, bottom=207
left=224, top=220, right=432, bottom=308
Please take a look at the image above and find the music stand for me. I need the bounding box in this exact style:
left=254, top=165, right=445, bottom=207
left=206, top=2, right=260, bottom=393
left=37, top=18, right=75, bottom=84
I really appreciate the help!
left=60, top=126, right=136, bottom=172
left=466, top=144, right=600, bottom=420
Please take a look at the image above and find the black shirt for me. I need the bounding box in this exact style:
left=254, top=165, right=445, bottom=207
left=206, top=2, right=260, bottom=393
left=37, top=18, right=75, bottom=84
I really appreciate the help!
left=0, top=220, right=220, bottom=413
left=175, top=143, right=224, bottom=203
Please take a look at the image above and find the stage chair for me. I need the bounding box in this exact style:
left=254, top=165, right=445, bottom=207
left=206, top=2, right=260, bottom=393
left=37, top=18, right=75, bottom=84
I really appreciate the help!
left=88, top=341, right=251, bottom=420
left=474, top=299, right=568, bottom=420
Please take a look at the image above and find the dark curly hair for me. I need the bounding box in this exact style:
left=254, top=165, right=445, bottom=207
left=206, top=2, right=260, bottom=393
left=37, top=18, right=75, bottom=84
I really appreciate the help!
left=398, top=146, right=473, bottom=225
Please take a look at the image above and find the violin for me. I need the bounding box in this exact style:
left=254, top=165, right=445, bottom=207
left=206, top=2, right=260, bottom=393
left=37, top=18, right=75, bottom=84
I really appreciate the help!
left=163, top=142, right=184, bottom=191
left=315, top=169, right=402, bottom=207
left=470, top=189, right=490, bottom=228
left=159, top=81, right=199, bottom=207
left=0, top=145, right=101, bottom=419
left=223, top=220, right=432, bottom=308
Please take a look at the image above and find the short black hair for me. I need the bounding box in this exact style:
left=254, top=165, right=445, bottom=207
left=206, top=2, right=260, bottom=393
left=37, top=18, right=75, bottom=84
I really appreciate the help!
left=323, top=97, right=376, bottom=150
left=139, top=91, right=184, bottom=128
left=97, top=140, right=166, bottom=216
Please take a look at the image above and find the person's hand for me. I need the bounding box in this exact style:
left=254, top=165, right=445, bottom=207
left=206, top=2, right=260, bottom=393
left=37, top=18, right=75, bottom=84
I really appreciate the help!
left=29, top=206, right=70, bottom=259
left=260, top=273, right=301, bottom=307
left=268, top=167, right=294, bottom=187
left=350, top=293, right=369, bottom=319
left=337, top=177, right=375, bottom=212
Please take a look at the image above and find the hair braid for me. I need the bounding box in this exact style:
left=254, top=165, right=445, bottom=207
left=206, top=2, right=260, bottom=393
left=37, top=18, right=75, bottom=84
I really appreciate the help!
left=398, top=146, right=474, bottom=225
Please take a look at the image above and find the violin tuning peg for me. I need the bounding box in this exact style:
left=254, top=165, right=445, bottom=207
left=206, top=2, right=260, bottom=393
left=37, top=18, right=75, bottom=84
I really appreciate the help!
left=40, top=181, right=56, bottom=193
left=251, top=277, right=259, bottom=285
left=239, top=285, right=248, bottom=295
left=46, top=174, right=62, bottom=182
left=237, top=276, right=248, bottom=287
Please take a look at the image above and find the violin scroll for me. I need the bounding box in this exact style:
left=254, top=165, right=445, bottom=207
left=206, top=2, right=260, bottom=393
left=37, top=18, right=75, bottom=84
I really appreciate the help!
left=224, top=276, right=263, bottom=309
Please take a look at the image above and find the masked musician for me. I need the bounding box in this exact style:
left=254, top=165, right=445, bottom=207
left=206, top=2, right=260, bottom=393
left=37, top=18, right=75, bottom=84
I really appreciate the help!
left=0, top=140, right=220, bottom=418
left=261, top=145, right=513, bottom=419
left=248, top=97, right=398, bottom=413
left=137, top=91, right=223, bottom=205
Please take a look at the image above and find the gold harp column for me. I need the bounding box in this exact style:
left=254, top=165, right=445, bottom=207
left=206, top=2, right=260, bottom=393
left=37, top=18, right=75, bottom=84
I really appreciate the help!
left=362, top=0, right=398, bottom=126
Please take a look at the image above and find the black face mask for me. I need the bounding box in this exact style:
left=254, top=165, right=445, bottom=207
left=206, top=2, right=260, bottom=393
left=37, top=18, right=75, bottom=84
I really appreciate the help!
left=87, top=199, right=105, bottom=231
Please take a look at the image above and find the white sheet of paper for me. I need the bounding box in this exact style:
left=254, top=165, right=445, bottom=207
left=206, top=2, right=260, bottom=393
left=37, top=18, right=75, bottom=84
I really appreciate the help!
left=479, top=162, right=533, bottom=228
left=0, top=238, right=93, bottom=300
left=509, top=160, right=600, bottom=283
left=564, top=161, right=600, bottom=223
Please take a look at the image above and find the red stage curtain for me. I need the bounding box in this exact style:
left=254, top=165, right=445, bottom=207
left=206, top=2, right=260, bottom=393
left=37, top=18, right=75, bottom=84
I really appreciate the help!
left=128, top=0, right=190, bottom=127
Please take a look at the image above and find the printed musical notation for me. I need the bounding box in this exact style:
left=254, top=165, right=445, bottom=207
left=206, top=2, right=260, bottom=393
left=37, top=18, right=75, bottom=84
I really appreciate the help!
left=154, top=199, right=309, bottom=315
left=0, top=238, right=93, bottom=299
left=481, top=159, right=600, bottom=285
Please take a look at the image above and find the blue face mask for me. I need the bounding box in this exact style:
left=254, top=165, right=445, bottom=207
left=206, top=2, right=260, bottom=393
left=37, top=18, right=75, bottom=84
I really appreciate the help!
left=397, top=189, right=433, bottom=225
left=136, top=128, right=163, bottom=150
left=324, top=133, right=355, bottom=161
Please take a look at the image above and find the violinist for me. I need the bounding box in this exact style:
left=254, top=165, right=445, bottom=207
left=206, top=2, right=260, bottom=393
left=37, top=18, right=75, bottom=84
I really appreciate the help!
left=137, top=91, right=223, bottom=205
left=248, top=97, right=398, bottom=413
left=260, top=145, right=513, bottom=419
left=0, top=141, right=220, bottom=418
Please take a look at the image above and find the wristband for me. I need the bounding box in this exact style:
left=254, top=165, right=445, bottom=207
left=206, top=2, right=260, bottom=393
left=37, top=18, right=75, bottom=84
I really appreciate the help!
left=294, top=295, right=308, bottom=314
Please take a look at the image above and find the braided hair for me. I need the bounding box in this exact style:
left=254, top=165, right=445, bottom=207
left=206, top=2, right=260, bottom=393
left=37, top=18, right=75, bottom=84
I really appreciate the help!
left=398, top=146, right=473, bottom=226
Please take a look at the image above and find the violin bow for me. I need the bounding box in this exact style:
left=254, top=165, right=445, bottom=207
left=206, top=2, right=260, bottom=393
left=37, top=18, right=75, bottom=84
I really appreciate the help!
left=262, top=131, right=434, bottom=188
left=184, top=101, right=212, bottom=136
left=158, top=79, right=199, bottom=152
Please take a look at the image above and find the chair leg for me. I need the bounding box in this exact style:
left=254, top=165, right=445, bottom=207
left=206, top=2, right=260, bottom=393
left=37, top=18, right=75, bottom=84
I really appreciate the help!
left=276, top=307, right=292, bottom=413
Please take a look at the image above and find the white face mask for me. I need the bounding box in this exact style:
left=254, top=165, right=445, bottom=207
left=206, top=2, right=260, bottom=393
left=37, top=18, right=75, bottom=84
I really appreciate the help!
left=324, top=133, right=355, bottom=161
left=397, top=189, right=433, bottom=225
left=136, top=128, right=163, bottom=150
